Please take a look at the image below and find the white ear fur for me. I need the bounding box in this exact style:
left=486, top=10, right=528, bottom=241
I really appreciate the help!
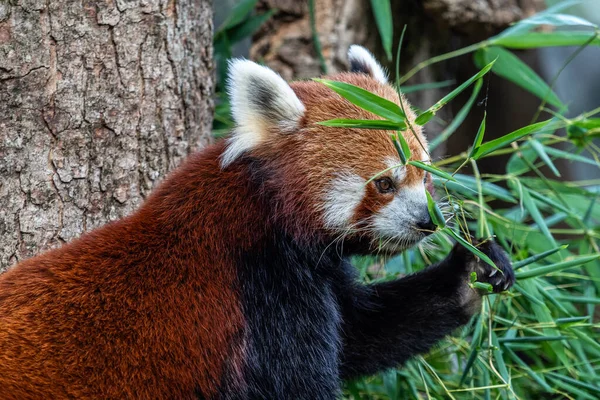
left=221, top=59, right=305, bottom=168
left=348, top=45, right=388, bottom=84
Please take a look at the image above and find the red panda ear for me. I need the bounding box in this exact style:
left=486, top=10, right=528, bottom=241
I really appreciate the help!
left=348, top=45, right=388, bottom=84
left=222, top=59, right=305, bottom=167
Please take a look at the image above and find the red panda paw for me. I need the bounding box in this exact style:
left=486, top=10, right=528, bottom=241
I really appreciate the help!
left=451, top=240, right=514, bottom=313
left=466, top=240, right=515, bottom=294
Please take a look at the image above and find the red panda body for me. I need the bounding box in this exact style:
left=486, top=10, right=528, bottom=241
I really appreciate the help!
left=0, top=145, right=248, bottom=398
left=0, top=47, right=514, bottom=399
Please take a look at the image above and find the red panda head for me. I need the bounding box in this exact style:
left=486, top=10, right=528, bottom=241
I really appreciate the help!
left=223, top=46, right=433, bottom=253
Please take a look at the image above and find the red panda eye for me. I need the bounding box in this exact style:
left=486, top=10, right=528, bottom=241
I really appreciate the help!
left=423, top=172, right=429, bottom=184
left=375, top=178, right=394, bottom=194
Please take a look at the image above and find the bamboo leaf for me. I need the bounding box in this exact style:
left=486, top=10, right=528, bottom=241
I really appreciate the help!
left=493, top=31, right=600, bottom=49
left=414, top=60, right=495, bottom=125
left=515, top=254, right=600, bottom=279
left=504, top=347, right=553, bottom=392
left=469, top=111, right=486, bottom=158
left=391, top=132, right=411, bottom=165
left=543, top=145, right=600, bottom=167
left=513, top=245, right=568, bottom=270
left=314, top=79, right=406, bottom=122
left=426, top=191, right=445, bottom=228
left=529, top=139, right=561, bottom=177
left=472, top=120, right=558, bottom=159
left=409, top=161, right=456, bottom=182
left=369, top=0, right=393, bottom=61
left=472, top=281, right=493, bottom=292
left=317, top=119, right=406, bottom=130
left=518, top=13, right=597, bottom=29
left=494, top=1, right=587, bottom=40
left=555, top=295, right=600, bottom=304
left=459, top=313, right=483, bottom=385
left=446, top=174, right=517, bottom=203
left=474, top=46, right=563, bottom=108
left=499, top=336, right=569, bottom=343
left=430, top=79, right=482, bottom=151
left=227, top=10, right=276, bottom=43
left=445, top=229, right=497, bottom=269
left=217, top=0, right=259, bottom=32
left=400, top=80, right=456, bottom=94
left=522, top=187, right=556, bottom=246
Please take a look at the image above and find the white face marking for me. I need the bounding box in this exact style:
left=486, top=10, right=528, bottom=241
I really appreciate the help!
left=385, top=157, right=406, bottom=182
left=321, top=173, right=366, bottom=230
left=347, top=45, right=388, bottom=84
left=221, top=59, right=305, bottom=168
left=371, top=182, right=429, bottom=250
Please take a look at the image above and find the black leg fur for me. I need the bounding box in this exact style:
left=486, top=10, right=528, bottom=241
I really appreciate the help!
left=336, top=241, right=514, bottom=379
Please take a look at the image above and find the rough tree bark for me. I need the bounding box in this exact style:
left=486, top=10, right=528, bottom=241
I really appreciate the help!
left=0, top=0, right=214, bottom=270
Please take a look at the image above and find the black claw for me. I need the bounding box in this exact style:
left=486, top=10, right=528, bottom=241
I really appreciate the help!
left=462, top=241, right=515, bottom=293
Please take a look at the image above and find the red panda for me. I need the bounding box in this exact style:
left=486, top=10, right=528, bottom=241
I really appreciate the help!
left=0, top=45, right=514, bottom=399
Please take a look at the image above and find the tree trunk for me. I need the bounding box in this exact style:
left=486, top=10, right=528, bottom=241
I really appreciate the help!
left=0, top=0, right=214, bottom=270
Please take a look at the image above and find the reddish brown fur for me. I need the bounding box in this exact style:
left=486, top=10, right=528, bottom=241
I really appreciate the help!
left=0, top=146, right=251, bottom=399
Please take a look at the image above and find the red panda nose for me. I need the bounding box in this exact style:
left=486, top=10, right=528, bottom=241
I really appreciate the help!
left=416, top=215, right=436, bottom=234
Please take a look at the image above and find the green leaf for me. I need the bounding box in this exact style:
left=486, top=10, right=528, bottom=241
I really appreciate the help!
left=515, top=254, right=600, bottom=279
left=493, top=0, right=586, bottom=40
left=513, top=245, right=568, bottom=270
left=408, top=161, right=456, bottom=182
left=317, top=119, right=406, bottom=130
left=529, top=139, right=561, bottom=177
left=499, top=336, right=569, bottom=343
left=555, top=295, right=600, bottom=305
left=474, top=46, right=563, bottom=108
left=400, top=80, right=456, bottom=94
left=430, top=80, right=483, bottom=151
left=542, top=145, right=600, bottom=167
left=426, top=191, right=445, bottom=228
left=472, top=119, right=558, bottom=159
left=391, top=132, right=411, bottom=165
left=574, top=117, right=600, bottom=129
left=490, top=330, right=510, bottom=385
left=459, top=313, right=484, bottom=385
left=314, top=79, right=406, bottom=122
left=469, top=111, right=487, bottom=158
left=369, top=0, right=393, bottom=61
left=414, top=110, right=434, bottom=126
left=504, top=347, right=553, bottom=392
left=445, top=229, right=497, bottom=269
left=414, top=60, right=495, bottom=125
left=227, top=10, right=276, bottom=43
left=472, top=281, right=494, bottom=293
left=445, top=174, right=517, bottom=203
left=522, top=187, right=556, bottom=246
left=547, top=372, right=600, bottom=395
left=527, top=190, right=574, bottom=216
left=217, top=0, right=259, bottom=32
left=518, top=13, right=597, bottom=29
left=493, top=31, right=600, bottom=49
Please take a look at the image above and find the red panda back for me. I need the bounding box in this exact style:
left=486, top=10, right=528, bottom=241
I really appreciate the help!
left=0, top=144, right=247, bottom=399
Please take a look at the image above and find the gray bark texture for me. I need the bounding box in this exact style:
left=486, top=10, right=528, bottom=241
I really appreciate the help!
left=0, top=0, right=214, bottom=270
